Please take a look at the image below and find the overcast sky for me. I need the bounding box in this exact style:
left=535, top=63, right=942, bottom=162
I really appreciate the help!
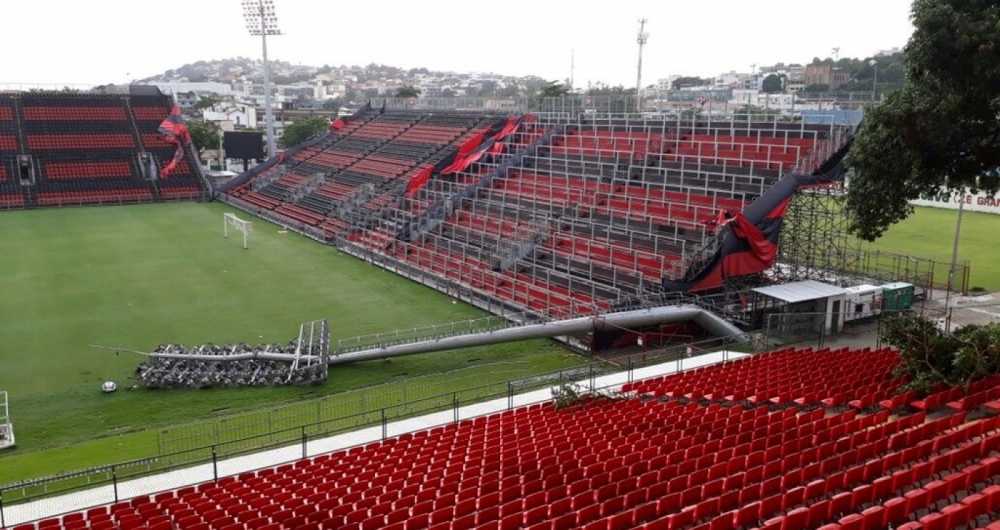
left=1, top=0, right=915, bottom=88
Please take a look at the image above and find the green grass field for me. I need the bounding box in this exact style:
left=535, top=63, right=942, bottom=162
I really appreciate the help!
left=861, top=206, right=1000, bottom=291
left=0, top=203, right=583, bottom=483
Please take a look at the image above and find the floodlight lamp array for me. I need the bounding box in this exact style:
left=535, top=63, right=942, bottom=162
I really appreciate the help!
left=242, top=0, right=281, bottom=35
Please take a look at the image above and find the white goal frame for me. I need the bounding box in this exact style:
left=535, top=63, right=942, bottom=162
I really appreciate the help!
left=223, top=213, right=253, bottom=249
left=0, top=391, right=14, bottom=450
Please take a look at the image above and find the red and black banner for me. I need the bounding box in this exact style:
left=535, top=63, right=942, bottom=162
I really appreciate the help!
left=405, top=115, right=531, bottom=197
left=663, top=137, right=853, bottom=293
left=158, top=105, right=193, bottom=177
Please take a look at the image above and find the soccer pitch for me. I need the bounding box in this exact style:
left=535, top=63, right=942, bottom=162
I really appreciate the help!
left=859, top=206, right=1000, bottom=291
left=0, top=202, right=582, bottom=482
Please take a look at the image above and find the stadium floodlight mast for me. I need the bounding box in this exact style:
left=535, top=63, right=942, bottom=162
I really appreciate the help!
left=635, top=18, right=649, bottom=113
left=243, top=0, right=281, bottom=160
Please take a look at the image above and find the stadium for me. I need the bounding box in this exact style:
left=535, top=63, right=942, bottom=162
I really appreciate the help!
left=4, top=2, right=1000, bottom=530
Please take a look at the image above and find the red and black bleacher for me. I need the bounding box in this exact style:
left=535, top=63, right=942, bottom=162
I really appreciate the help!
left=0, top=91, right=207, bottom=209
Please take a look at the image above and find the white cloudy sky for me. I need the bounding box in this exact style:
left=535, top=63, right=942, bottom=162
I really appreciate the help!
left=1, top=0, right=915, bottom=88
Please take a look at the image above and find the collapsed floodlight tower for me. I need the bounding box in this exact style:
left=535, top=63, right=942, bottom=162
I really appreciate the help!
left=242, top=0, right=281, bottom=159
left=635, top=18, right=649, bottom=113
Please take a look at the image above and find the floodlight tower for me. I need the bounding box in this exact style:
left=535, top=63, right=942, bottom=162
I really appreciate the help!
left=243, top=0, right=281, bottom=159
left=635, top=19, right=649, bottom=113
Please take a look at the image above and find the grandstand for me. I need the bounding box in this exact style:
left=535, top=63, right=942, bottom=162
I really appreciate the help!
left=0, top=89, right=209, bottom=208
left=9, top=345, right=1000, bottom=529
left=221, top=108, right=856, bottom=328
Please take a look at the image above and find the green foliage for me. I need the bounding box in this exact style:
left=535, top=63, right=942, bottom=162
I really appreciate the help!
left=538, top=81, right=571, bottom=100
left=883, top=312, right=1000, bottom=393
left=846, top=0, right=1000, bottom=241
left=733, top=104, right=781, bottom=121
left=680, top=107, right=704, bottom=119
left=280, top=116, right=328, bottom=148
left=193, top=96, right=218, bottom=110
left=321, top=98, right=341, bottom=112
left=803, top=84, right=830, bottom=93
left=186, top=120, right=221, bottom=152
left=671, top=76, right=710, bottom=90
left=761, top=74, right=784, bottom=93
left=586, top=83, right=636, bottom=96
left=551, top=381, right=627, bottom=410
left=395, top=84, right=421, bottom=98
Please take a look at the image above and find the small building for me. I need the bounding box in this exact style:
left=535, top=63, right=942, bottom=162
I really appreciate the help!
left=174, top=91, right=198, bottom=109
left=750, top=280, right=848, bottom=337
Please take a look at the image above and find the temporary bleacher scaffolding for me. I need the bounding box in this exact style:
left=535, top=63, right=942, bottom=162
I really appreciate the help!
left=223, top=106, right=859, bottom=337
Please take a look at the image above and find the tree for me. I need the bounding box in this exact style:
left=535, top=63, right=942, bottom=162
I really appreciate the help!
left=280, top=117, right=329, bottom=148
left=478, top=80, right=498, bottom=97
left=441, top=88, right=456, bottom=98
left=671, top=76, right=708, bottom=90
left=761, top=74, right=783, bottom=93
left=538, top=81, right=570, bottom=100
left=803, top=84, right=830, bottom=93
left=187, top=120, right=221, bottom=152
left=845, top=0, right=1000, bottom=241
left=882, top=312, right=1000, bottom=393
left=321, top=98, right=342, bottom=112
left=733, top=104, right=781, bottom=121
left=343, top=86, right=358, bottom=104
left=194, top=96, right=218, bottom=110
left=395, top=84, right=421, bottom=98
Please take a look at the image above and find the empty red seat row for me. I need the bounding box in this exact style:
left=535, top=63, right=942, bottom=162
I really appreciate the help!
left=22, top=106, right=127, bottom=121
left=28, top=133, right=134, bottom=150
left=0, top=105, right=13, bottom=121
left=131, top=106, right=169, bottom=121
left=0, top=193, right=24, bottom=207
left=36, top=189, right=152, bottom=206
left=141, top=133, right=172, bottom=148
left=275, top=204, right=325, bottom=226
left=0, top=135, right=16, bottom=151
left=45, top=161, right=133, bottom=179
left=160, top=186, right=203, bottom=199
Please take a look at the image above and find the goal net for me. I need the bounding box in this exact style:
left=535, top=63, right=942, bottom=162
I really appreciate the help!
left=0, top=391, right=13, bottom=450
left=223, top=213, right=253, bottom=249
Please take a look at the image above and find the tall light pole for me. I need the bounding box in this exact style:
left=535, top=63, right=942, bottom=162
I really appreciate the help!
left=635, top=18, right=649, bottom=113
left=944, top=177, right=978, bottom=332
left=869, top=59, right=878, bottom=103
left=243, top=0, right=281, bottom=159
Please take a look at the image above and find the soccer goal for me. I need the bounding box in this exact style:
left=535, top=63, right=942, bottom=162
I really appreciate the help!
left=0, top=391, right=14, bottom=450
left=223, top=213, right=253, bottom=249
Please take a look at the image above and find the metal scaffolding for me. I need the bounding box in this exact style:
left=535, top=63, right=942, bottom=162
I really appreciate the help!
left=773, top=182, right=859, bottom=285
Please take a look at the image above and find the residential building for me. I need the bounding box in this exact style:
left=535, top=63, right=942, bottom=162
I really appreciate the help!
left=804, top=65, right=850, bottom=90
left=174, top=91, right=198, bottom=110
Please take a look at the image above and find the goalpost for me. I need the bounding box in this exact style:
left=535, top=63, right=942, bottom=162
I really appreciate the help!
left=0, top=391, right=13, bottom=450
left=223, top=213, right=253, bottom=249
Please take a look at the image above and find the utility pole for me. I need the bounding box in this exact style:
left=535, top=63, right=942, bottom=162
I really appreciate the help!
left=570, top=48, right=575, bottom=90
left=636, top=18, right=649, bottom=113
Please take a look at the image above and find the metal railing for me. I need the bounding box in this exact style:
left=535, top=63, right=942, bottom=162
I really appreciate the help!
left=0, top=338, right=749, bottom=525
